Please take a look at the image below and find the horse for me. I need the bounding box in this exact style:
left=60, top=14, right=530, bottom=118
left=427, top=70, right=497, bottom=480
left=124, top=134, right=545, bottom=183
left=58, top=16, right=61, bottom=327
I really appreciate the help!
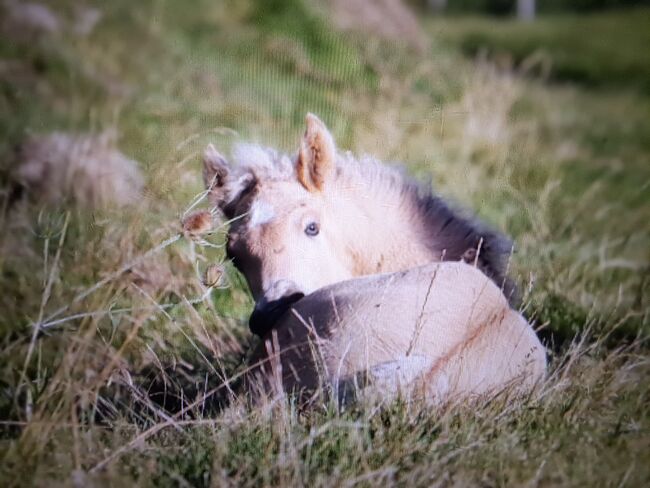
left=202, top=113, right=545, bottom=402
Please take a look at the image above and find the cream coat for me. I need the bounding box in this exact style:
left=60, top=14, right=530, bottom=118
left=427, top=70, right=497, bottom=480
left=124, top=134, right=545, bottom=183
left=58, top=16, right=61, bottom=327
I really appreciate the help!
left=246, top=261, right=546, bottom=404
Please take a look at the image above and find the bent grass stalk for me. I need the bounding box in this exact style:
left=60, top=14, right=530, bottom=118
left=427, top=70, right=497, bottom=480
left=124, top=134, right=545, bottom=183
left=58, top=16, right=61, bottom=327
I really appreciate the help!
left=31, top=207, right=250, bottom=335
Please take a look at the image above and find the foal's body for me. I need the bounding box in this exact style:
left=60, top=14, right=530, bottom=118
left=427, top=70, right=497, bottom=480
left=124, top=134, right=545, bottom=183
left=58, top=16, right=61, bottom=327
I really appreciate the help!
left=246, top=261, right=546, bottom=403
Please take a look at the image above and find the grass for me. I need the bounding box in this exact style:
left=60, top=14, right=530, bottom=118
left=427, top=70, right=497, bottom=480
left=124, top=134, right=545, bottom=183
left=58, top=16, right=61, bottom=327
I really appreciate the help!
left=0, top=0, right=649, bottom=486
left=428, top=7, right=650, bottom=93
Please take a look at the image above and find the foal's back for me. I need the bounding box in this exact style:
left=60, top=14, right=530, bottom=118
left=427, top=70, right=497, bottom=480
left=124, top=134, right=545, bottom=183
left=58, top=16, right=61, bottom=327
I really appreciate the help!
left=246, top=262, right=546, bottom=403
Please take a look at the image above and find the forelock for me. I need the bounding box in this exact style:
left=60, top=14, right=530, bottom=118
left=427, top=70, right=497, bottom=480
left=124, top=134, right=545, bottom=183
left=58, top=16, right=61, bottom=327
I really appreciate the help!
left=231, top=143, right=294, bottom=181
left=219, top=143, right=295, bottom=213
left=248, top=198, right=275, bottom=227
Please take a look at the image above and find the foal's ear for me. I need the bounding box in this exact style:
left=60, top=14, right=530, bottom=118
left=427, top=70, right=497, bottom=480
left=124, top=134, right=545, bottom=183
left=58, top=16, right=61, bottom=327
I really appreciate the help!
left=297, top=113, right=335, bottom=192
left=202, top=144, right=229, bottom=207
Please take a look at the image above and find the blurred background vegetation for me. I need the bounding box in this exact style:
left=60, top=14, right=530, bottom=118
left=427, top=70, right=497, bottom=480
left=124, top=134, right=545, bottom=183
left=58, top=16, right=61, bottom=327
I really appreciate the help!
left=412, top=0, right=650, bottom=14
left=0, top=0, right=648, bottom=486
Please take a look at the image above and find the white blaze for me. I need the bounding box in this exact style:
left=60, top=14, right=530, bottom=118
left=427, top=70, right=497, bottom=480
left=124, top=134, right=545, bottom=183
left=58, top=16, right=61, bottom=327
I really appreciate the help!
left=249, top=199, right=275, bottom=227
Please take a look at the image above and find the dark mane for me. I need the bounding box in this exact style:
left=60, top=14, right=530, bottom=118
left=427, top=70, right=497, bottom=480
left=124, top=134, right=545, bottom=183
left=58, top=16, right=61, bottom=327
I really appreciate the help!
left=335, top=152, right=517, bottom=301
left=411, top=183, right=517, bottom=302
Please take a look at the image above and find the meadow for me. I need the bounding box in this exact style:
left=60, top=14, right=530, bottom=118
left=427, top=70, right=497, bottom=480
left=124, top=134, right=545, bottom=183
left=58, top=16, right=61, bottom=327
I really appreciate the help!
left=0, top=1, right=648, bottom=486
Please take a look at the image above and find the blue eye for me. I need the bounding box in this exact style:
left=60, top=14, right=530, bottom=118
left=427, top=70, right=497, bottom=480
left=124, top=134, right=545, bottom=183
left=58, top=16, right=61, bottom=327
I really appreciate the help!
left=305, top=222, right=319, bottom=236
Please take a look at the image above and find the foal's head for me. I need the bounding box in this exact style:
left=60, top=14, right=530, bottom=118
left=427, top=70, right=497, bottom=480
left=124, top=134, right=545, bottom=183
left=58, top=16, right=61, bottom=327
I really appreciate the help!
left=204, top=115, right=361, bottom=334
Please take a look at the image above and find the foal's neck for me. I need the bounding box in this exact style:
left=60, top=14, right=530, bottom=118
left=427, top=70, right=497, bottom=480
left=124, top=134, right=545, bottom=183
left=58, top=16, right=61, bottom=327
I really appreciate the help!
left=336, top=179, right=434, bottom=277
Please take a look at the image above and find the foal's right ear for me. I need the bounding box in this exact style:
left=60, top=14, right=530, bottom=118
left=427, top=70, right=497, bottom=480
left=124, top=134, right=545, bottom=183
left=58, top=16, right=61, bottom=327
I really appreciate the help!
left=297, top=113, right=336, bottom=193
left=202, top=144, right=229, bottom=207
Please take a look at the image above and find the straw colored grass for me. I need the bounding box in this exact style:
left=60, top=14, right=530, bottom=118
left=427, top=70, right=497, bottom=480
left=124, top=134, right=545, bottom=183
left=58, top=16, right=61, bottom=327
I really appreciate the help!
left=0, top=1, right=648, bottom=486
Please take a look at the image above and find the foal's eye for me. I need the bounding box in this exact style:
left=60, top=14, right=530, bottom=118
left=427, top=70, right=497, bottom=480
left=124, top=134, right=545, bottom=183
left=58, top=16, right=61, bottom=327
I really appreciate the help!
left=304, top=222, right=320, bottom=237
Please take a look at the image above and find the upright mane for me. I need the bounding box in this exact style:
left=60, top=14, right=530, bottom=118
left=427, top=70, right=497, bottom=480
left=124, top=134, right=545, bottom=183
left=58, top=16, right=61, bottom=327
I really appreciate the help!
left=225, top=142, right=515, bottom=300
left=334, top=150, right=514, bottom=298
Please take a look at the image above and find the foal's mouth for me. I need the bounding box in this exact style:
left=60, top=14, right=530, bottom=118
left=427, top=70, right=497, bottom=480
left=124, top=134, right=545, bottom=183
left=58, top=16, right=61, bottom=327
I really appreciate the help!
left=249, top=292, right=305, bottom=337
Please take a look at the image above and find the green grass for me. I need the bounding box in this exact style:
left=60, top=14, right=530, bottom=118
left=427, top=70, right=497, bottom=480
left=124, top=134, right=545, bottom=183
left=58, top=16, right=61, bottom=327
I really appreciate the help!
left=429, top=8, right=650, bottom=93
left=1, top=0, right=649, bottom=486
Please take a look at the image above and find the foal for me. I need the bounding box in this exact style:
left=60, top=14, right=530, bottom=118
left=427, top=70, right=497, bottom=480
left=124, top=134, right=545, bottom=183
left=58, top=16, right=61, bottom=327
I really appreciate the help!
left=200, top=114, right=545, bottom=403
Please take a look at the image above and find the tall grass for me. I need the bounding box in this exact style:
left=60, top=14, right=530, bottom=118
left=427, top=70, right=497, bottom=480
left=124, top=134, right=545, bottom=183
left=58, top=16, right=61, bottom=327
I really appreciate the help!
left=0, top=0, right=648, bottom=486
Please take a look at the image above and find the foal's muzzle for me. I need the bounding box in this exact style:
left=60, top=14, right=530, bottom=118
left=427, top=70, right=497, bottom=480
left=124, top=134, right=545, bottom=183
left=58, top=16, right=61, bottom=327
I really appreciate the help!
left=249, top=280, right=305, bottom=337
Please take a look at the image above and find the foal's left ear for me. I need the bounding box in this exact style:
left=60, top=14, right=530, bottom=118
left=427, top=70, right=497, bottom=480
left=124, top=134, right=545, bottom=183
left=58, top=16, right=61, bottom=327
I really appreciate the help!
left=203, top=144, right=230, bottom=208
left=297, top=113, right=336, bottom=193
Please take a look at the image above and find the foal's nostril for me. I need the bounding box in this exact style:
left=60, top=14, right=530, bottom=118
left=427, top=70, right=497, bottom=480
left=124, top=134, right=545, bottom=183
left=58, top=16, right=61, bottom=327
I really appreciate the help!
left=249, top=291, right=305, bottom=337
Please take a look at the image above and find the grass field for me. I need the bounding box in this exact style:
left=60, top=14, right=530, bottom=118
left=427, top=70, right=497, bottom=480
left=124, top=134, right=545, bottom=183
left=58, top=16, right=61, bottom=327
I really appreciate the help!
left=1, top=0, right=649, bottom=486
left=430, top=7, right=650, bottom=93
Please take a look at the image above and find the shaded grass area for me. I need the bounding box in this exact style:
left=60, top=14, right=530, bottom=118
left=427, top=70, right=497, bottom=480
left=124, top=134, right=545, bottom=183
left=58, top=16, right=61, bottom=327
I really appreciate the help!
left=429, top=8, right=650, bottom=93
left=0, top=0, right=649, bottom=486
left=6, top=351, right=649, bottom=486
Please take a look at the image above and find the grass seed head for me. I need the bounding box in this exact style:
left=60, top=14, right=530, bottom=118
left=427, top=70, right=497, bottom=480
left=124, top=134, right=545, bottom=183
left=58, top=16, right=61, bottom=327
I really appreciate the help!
left=182, top=210, right=213, bottom=238
left=203, top=263, right=224, bottom=288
